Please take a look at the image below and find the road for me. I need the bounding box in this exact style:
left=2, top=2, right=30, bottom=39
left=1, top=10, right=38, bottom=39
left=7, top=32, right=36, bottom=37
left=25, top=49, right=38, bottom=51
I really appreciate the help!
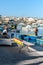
left=0, top=46, right=43, bottom=65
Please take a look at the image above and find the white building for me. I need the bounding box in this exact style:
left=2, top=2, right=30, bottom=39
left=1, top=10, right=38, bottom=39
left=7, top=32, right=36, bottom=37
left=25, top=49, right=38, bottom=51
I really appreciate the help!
left=32, top=23, right=39, bottom=28
left=17, top=23, right=26, bottom=30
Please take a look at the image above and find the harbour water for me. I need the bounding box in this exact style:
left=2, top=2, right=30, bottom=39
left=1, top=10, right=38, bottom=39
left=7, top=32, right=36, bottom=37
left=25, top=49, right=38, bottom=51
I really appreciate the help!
left=38, top=28, right=43, bottom=36
left=28, top=28, right=43, bottom=36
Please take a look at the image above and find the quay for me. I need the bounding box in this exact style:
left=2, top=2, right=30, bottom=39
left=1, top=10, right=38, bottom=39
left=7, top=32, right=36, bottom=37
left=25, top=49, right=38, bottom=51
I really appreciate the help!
left=0, top=40, right=43, bottom=65
left=23, top=40, right=43, bottom=56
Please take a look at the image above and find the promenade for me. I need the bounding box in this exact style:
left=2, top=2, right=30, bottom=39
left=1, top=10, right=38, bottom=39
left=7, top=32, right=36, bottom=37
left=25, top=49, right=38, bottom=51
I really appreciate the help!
left=0, top=43, right=43, bottom=65
left=23, top=40, right=43, bottom=56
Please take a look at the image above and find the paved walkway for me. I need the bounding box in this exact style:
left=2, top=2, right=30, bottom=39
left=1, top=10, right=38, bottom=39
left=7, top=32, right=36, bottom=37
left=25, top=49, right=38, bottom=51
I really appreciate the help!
left=23, top=40, right=43, bottom=56
left=0, top=40, right=43, bottom=65
left=0, top=46, right=43, bottom=65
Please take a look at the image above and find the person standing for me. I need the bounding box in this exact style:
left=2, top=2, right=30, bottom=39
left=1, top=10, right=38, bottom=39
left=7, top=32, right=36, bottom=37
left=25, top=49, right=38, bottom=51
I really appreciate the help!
left=34, top=27, right=38, bottom=36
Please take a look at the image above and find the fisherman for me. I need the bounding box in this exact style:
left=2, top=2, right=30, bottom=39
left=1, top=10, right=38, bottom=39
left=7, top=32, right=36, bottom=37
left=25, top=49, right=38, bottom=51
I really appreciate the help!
left=33, top=27, right=38, bottom=45
left=34, top=27, right=38, bottom=36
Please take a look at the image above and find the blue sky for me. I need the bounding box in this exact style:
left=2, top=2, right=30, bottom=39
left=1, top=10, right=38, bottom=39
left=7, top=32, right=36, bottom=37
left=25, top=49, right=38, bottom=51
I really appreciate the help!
left=0, top=0, right=43, bottom=18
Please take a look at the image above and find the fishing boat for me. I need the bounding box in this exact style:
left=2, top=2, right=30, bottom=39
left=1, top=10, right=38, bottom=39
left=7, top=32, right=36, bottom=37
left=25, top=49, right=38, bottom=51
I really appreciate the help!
left=36, top=36, right=43, bottom=46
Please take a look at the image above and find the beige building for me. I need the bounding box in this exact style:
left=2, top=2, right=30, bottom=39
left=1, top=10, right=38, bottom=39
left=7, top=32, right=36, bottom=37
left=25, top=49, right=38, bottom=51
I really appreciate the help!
left=0, top=21, right=2, bottom=24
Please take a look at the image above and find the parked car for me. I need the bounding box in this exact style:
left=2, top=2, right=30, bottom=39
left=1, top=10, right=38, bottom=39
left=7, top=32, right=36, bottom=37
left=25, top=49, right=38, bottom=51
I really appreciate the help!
left=0, top=34, right=15, bottom=46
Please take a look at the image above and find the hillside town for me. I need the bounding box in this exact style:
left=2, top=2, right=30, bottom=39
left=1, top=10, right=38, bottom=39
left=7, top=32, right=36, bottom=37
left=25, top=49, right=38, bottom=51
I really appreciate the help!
left=0, top=15, right=43, bottom=34
left=0, top=16, right=43, bottom=25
